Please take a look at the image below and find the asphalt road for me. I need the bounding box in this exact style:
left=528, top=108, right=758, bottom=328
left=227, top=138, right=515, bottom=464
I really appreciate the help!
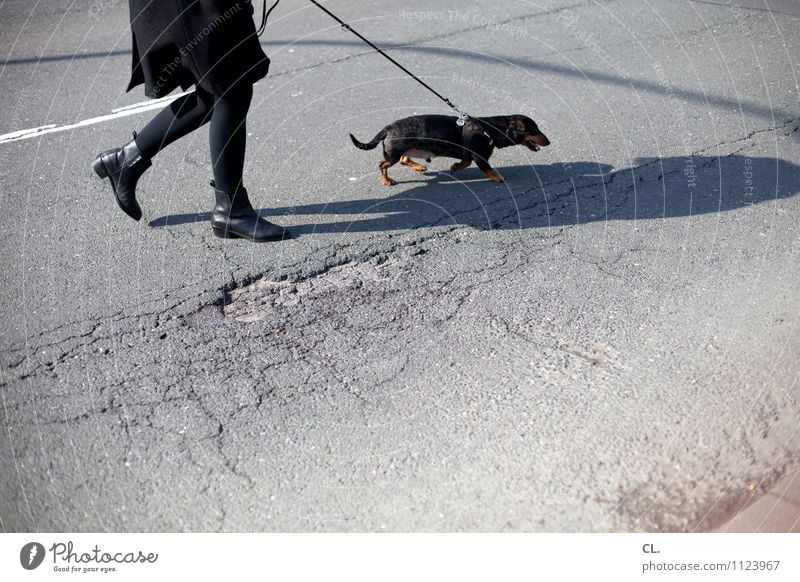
left=1, top=0, right=799, bottom=532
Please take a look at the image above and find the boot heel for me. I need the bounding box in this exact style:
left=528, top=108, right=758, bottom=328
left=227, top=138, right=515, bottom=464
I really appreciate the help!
left=212, top=226, right=240, bottom=239
left=92, top=157, right=108, bottom=179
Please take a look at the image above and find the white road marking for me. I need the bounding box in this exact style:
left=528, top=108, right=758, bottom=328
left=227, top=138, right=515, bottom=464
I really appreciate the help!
left=0, top=91, right=192, bottom=145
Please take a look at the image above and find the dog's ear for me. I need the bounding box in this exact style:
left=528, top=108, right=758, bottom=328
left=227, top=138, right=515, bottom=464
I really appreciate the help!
left=505, top=127, right=522, bottom=143
left=505, top=120, right=526, bottom=144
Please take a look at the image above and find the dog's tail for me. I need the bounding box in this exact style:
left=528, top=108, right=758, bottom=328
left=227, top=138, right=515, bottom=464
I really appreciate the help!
left=350, top=127, right=388, bottom=151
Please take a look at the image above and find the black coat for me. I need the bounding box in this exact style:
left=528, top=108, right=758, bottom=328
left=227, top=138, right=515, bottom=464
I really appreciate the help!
left=127, top=0, right=269, bottom=98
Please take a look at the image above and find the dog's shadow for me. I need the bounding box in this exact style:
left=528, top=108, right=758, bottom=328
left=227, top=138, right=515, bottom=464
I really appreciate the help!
left=149, top=155, right=800, bottom=234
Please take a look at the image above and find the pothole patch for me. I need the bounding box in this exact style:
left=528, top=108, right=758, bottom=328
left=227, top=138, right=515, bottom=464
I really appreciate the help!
left=223, top=258, right=402, bottom=323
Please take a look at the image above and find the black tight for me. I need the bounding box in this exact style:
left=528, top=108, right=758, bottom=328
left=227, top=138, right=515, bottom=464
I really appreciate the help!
left=209, top=84, right=253, bottom=194
left=133, top=84, right=254, bottom=193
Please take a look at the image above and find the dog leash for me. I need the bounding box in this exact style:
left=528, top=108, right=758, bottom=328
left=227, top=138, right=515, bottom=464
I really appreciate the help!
left=256, top=0, right=470, bottom=125
left=256, top=0, right=282, bottom=37
left=307, top=0, right=470, bottom=126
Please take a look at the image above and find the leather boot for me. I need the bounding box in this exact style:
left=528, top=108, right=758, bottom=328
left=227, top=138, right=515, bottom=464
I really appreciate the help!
left=210, top=182, right=289, bottom=242
left=92, top=132, right=151, bottom=221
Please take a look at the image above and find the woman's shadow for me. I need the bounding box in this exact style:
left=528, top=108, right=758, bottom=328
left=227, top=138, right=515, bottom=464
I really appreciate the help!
left=149, top=155, right=800, bottom=234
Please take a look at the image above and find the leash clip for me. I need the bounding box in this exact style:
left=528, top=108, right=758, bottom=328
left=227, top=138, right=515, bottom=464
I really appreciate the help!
left=445, top=98, right=469, bottom=127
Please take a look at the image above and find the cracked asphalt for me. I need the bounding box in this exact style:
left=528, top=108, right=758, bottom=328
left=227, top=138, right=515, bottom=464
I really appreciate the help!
left=1, top=0, right=799, bottom=532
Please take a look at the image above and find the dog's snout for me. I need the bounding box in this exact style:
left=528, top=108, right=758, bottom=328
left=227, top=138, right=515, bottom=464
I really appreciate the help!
left=530, top=133, right=550, bottom=147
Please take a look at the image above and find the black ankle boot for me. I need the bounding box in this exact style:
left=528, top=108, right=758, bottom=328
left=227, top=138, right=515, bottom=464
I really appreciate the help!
left=92, top=132, right=151, bottom=221
left=211, top=182, right=289, bottom=242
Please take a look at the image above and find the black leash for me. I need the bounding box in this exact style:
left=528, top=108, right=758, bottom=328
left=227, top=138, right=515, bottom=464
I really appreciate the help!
left=308, top=0, right=469, bottom=125
left=256, top=0, right=469, bottom=125
left=256, top=0, right=282, bottom=37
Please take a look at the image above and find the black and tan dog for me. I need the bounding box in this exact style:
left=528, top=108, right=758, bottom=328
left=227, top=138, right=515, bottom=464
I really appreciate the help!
left=350, top=114, right=550, bottom=185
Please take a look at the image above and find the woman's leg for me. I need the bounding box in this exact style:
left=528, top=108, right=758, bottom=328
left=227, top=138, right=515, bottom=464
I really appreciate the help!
left=206, top=82, right=287, bottom=241
left=208, top=82, right=253, bottom=193
left=133, top=87, right=215, bottom=158
left=93, top=88, right=214, bottom=221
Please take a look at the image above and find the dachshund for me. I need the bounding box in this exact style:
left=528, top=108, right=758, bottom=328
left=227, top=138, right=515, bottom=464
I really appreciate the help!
left=350, top=114, right=550, bottom=185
